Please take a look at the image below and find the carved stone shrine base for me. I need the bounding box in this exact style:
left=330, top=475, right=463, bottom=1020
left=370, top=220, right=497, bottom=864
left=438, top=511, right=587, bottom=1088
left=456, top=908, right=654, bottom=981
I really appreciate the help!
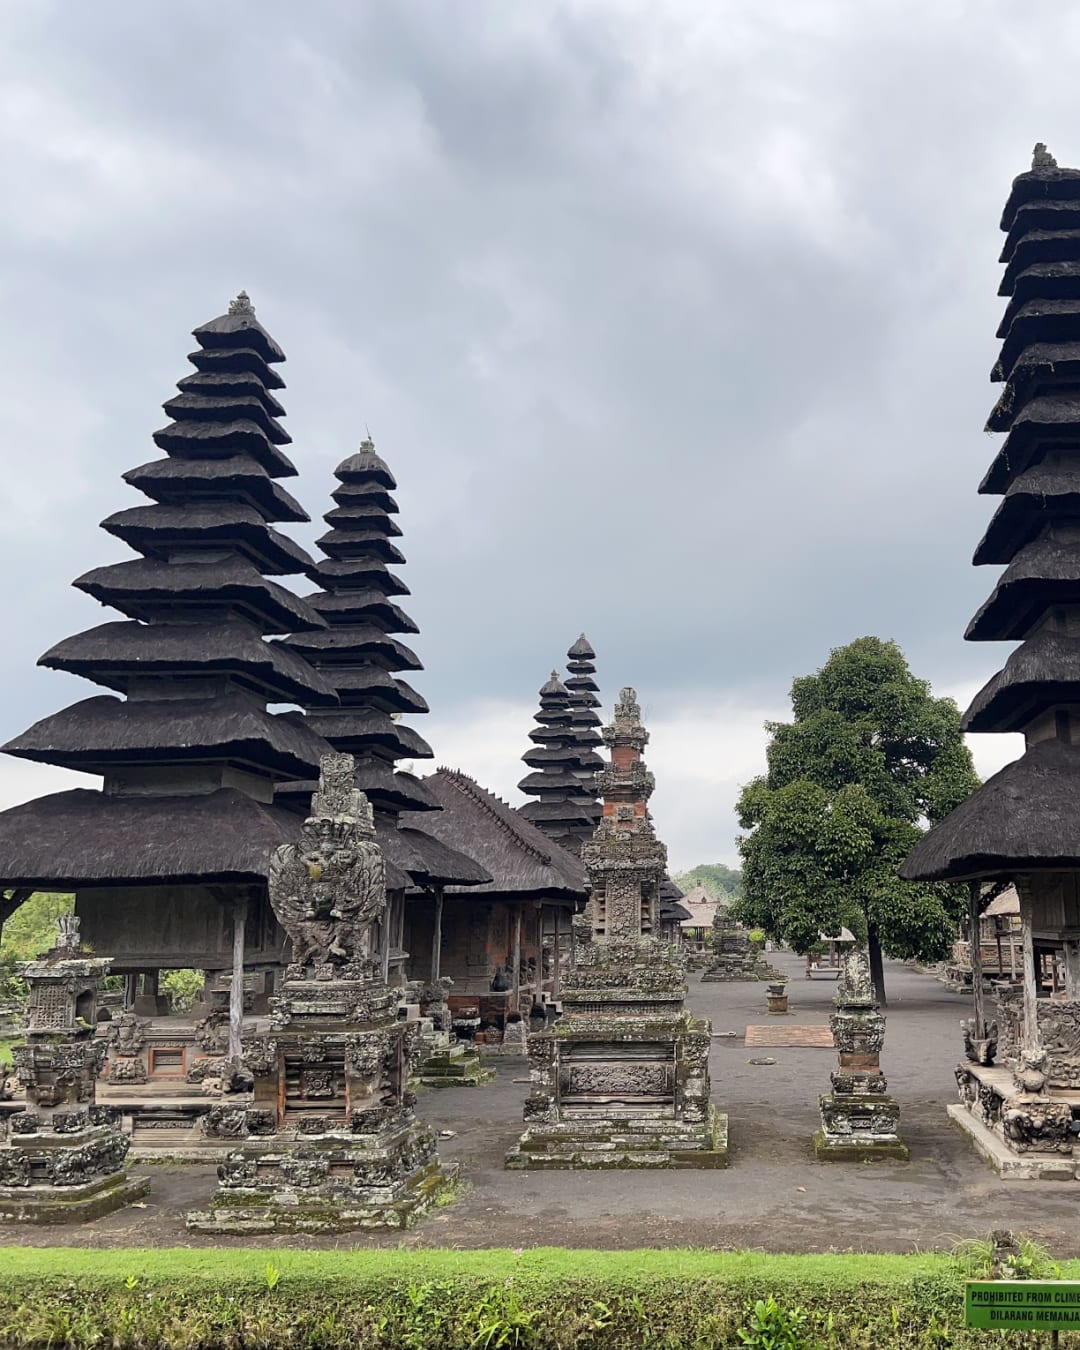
left=506, top=1011, right=727, bottom=1170
left=416, top=1043, right=495, bottom=1088
left=0, top=1123, right=149, bottom=1224
left=951, top=1062, right=1080, bottom=1180
left=185, top=1117, right=455, bottom=1233
left=813, top=1094, right=909, bottom=1162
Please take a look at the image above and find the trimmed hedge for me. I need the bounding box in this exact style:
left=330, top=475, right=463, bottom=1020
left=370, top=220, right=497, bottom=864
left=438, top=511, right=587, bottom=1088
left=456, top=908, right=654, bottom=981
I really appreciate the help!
left=0, top=1246, right=1077, bottom=1347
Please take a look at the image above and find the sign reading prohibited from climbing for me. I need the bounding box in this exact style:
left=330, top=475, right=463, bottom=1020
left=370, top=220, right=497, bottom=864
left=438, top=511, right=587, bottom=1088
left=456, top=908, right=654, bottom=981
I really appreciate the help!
left=966, top=1281, right=1080, bottom=1330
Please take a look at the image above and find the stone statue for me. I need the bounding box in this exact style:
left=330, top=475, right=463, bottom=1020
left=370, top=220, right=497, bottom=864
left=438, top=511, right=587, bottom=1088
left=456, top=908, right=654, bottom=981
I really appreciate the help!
left=268, top=754, right=386, bottom=973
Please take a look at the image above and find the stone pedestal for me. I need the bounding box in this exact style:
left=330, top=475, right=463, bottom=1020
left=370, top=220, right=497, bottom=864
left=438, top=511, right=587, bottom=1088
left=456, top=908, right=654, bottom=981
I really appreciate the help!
left=186, top=754, right=456, bottom=1233
left=187, top=971, right=455, bottom=1233
left=0, top=919, right=149, bottom=1223
left=814, top=950, right=907, bottom=1162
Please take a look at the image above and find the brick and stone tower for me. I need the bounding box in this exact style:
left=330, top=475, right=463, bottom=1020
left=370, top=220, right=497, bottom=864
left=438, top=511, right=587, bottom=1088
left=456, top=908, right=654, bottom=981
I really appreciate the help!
left=507, top=688, right=727, bottom=1169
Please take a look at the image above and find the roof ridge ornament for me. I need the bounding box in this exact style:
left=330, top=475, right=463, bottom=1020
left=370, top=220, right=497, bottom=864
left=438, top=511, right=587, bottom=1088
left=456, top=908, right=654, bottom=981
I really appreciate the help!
left=1032, top=143, right=1058, bottom=170
left=228, top=291, right=255, bottom=316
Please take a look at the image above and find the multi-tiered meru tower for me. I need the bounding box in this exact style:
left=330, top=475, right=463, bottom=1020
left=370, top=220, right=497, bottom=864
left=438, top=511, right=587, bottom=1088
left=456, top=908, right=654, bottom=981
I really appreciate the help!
left=517, top=638, right=603, bottom=855
left=903, top=146, right=1080, bottom=1178
left=0, top=295, right=333, bottom=1013
left=508, top=688, right=727, bottom=1168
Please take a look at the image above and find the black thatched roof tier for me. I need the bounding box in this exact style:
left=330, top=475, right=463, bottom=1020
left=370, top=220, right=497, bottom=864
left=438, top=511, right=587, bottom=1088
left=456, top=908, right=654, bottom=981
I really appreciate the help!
left=312, top=557, right=411, bottom=595
left=1000, top=164, right=1080, bottom=233
left=0, top=788, right=306, bottom=887
left=984, top=343, right=1080, bottom=435
left=1001, top=234, right=1080, bottom=293
left=162, top=392, right=290, bottom=444
left=994, top=299, right=1080, bottom=379
left=999, top=263, right=1080, bottom=331
left=101, top=503, right=315, bottom=576
left=330, top=669, right=428, bottom=713
left=301, top=707, right=433, bottom=759
left=303, top=590, right=418, bottom=631
left=4, top=695, right=329, bottom=780
left=152, top=417, right=298, bottom=478
left=385, top=826, right=491, bottom=889
left=187, top=345, right=284, bottom=390
left=281, top=626, right=422, bottom=670
left=175, top=368, right=286, bottom=417
left=331, top=481, right=398, bottom=513
left=123, top=456, right=308, bottom=523
left=316, top=528, right=407, bottom=564
left=405, top=770, right=585, bottom=901
left=518, top=799, right=600, bottom=827
left=522, top=744, right=604, bottom=769
left=974, top=465, right=1080, bottom=564
left=963, top=630, right=1080, bottom=732
left=1001, top=201, right=1080, bottom=262
left=334, top=444, right=396, bottom=489
left=41, top=619, right=338, bottom=705
left=965, top=533, right=1080, bottom=640
left=193, top=300, right=285, bottom=364
left=76, top=556, right=325, bottom=634
left=900, top=739, right=1080, bottom=881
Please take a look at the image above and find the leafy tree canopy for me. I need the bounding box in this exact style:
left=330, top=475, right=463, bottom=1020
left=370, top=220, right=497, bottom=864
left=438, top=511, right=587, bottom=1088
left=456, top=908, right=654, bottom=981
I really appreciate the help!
left=672, top=863, right=743, bottom=900
left=732, top=637, right=979, bottom=1002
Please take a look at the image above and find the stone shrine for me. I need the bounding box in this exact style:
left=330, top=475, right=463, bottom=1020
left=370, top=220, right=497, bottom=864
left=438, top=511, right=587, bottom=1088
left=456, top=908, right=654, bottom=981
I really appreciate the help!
left=903, top=147, right=1080, bottom=1178
left=0, top=916, right=149, bottom=1222
left=507, top=689, right=727, bottom=1169
left=187, top=754, right=455, bottom=1232
left=814, top=949, right=907, bottom=1161
left=701, top=910, right=775, bottom=982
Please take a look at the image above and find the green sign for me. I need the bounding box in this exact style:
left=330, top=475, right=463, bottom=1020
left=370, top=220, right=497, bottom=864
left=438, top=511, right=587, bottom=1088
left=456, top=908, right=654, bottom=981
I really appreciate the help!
left=966, top=1281, right=1080, bottom=1330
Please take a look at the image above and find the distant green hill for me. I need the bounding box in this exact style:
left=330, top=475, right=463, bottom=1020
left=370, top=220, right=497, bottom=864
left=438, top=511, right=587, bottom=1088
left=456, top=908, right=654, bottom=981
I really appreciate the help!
left=672, top=863, right=742, bottom=900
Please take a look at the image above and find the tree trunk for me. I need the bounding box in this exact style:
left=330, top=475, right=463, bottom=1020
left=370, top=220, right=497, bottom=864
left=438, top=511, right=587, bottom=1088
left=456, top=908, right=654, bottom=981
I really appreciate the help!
left=867, top=923, right=887, bottom=1007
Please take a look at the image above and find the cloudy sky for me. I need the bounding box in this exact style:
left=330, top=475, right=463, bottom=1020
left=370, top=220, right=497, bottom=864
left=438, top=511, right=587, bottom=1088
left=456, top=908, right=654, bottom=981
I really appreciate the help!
left=1, top=1, right=1075, bottom=869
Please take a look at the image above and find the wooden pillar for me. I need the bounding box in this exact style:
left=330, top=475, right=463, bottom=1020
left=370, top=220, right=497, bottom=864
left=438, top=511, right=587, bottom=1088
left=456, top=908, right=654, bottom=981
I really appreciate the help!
left=229, top=898, right=247, bottom=1062
left=969, top=881, right=986, bottom=1039
left=512, top=905, right=522, bottom=1013
left=431, top=891, right=443, bottom=984
left=1064, top=940, right=1080, bottom=999
left=123, top=974, right=137, bottom=1010
left=1018, top=878, right=1042, bottom=1061
left=552, top=908, right=562, bottom=998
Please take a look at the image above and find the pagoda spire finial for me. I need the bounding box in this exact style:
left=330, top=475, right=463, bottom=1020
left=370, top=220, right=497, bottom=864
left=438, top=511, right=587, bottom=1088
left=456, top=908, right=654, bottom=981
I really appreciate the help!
left=1032, top=142, right=1058, bottom=170
left=228, top=290, right=255, bottom=316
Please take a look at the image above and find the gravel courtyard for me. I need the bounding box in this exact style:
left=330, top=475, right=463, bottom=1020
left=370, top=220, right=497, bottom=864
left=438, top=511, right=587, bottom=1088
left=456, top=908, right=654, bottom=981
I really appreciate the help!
left=4, top=951, right=1078, bottom=1254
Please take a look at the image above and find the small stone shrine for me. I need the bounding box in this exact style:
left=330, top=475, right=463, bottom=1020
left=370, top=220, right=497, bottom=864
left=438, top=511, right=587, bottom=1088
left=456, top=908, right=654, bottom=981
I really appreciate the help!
left=0, top=916, right=149, bottom=1222
left=187, top=754, right=454, bottom=1232
left=507, top=689, right=727, bottom=1169
left=902, top=147, right=1080, bottom=1178
left=701, top=910, right=775, bottom=982
left=814, top=949, right=907, bottom=1162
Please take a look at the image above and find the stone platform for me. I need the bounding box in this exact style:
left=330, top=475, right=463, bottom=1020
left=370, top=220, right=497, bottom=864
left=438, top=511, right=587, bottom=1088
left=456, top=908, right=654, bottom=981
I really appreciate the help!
left=418, top=1043, right=494, bottom=1088
left=0, top=1168, right=150, bottom=1224
left=507, top=1104, right=728, bottom=1170
left=953, top=1062, right=1080, bottom=1181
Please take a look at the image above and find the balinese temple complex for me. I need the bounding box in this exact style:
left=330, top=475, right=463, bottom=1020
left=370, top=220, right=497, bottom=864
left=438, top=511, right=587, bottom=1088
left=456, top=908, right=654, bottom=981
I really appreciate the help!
left=0, top=295, right=334, bottom=1080
left=903, top=146, right=1080, bottom=1179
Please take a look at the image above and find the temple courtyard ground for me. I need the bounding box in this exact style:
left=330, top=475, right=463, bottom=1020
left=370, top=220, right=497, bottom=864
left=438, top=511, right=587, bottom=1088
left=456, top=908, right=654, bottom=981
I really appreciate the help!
left=3, top=949, right=1079, bottom=1255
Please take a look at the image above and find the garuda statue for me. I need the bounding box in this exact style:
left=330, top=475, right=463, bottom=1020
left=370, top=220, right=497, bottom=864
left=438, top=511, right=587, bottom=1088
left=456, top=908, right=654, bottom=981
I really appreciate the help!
left=269, top=753, right=387, bottom=973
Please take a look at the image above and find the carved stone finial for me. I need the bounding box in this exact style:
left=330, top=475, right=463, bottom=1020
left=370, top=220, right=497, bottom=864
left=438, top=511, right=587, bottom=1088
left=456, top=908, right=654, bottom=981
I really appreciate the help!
left=55, top=913, right=81, bottom=953
left=228, top=290, right=255, bottom=315
left=1032, top=143, right=1058, bottom=170
left=614, top=687, right=641, bottom=722
left=836, top=948, right=875, bottom=1008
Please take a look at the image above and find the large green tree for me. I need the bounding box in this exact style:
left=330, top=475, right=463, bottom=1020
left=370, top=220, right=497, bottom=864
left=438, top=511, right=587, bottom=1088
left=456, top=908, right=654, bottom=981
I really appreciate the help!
left=733, top=637, right=979, bottom=1003
left=672, top=863, right=743, bottom=900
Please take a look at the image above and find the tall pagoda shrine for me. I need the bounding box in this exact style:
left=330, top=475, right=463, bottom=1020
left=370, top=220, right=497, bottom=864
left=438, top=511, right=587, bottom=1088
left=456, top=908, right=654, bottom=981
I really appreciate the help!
left=508, top=688, right=726, bottom=1169
left=279, top=440, right=488, bottom=985
left=517, top=637, right=603, bottom=855
left=903, top=146, right=1080, bottom=1177
left=0, top=295, right=333, bottom=1024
